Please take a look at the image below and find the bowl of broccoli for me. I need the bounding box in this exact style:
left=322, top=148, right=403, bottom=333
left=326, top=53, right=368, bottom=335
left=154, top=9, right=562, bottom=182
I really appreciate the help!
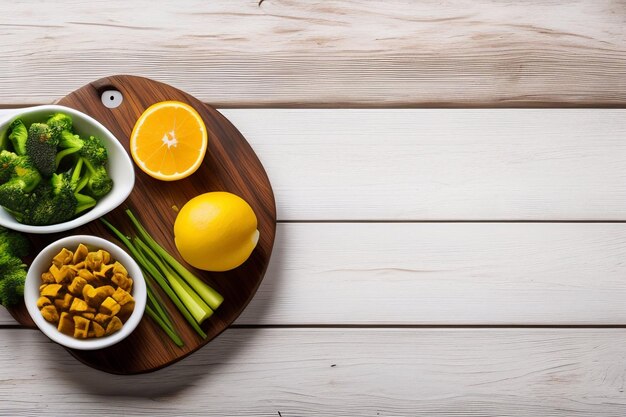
left=0, top=105, right=134, bottom=233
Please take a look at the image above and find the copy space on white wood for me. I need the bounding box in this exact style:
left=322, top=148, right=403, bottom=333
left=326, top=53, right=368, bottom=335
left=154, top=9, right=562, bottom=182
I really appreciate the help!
left=225, top=109, right=626, bottom=220
left=2, top=1, right=625, bottom=106
left=2, top=109, right=624, bottom=221
left=4, top=222, right=626, bottom=326
left=2, top=328, right=626, bottom=416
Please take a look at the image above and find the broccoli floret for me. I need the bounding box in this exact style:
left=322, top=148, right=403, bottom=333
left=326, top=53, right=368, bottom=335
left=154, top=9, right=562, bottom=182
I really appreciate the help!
left=56, top=133, right=108, bottom=172
left=10, top=154, right=41, bottom=192
left=82, top=158, right=113, bottom=199
left=0, top=152, right=42, bottom=213
left=0, top=251, right=24, bottom=272
left=46, top=113, right=72, bottom=134
left=59, top=130, right=83, bottom=150
left=0, top=252, right=26, bottom=307
left=0, top=272, right=25, bottom=307
left=55, top=169, right=97, bottom=215
left=56, top=133, right=112, bottom=199
left=79, top=135, right=112, bottom=199
left=26, top=123, right=58, bottom=176
left=0, top=221, right=29, bottom=307
left=0, top=226, right=29, bottom=258
left=25, top=171, right=96, bottom=226
left=7, top=119, right=28, bottom=156
left=0, top=182, right=32, bottom=213
left=81, top=135, right=108, bottom=166
left=22, top=182, right=58, bottom=225
left=0, top=150, right=17, bottom=183
left=55, top=130, right=83, bottom=168
left=47, top=114, right=74, bottom=163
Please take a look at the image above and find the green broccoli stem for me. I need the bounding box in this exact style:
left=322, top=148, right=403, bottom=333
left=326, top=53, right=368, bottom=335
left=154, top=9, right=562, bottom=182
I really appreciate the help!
left=70, top=158, right=89, bottom=193
left=55, top=147, right=80, bottom=169
left=75, top=175, right=89, bottom=194
left=126, top=209, right=224, bottom=311
left=71, top=158, right=83, bottom=184
left=135, top=237, right=213, bottom=324
left=74, top=193, right=96, bottom=214
left=3, top=207, right=23, bottom=223
left=100, top=218, right=207, bottom=339
left=145, top=304, right=184, bottom=347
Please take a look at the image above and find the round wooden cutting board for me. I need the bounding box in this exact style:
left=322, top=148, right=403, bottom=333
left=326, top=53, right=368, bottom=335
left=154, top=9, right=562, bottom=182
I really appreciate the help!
left=7, top=75, right=276, bottom=374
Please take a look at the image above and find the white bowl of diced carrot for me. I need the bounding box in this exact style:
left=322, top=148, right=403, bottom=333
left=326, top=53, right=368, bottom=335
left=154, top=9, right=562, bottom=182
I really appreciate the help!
left=24, top=235, right=146, bottom=350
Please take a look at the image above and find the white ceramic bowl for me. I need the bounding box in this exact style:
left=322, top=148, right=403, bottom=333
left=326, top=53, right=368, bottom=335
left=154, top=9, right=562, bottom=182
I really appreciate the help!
left=25, top=235, right=146, bottom=350
left=0, top=104, right=134, bottom=234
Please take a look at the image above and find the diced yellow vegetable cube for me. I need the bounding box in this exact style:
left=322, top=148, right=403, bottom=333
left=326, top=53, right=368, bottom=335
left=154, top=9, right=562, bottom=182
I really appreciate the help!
left=40, top=272, right=55, bottom=284
left=51, top=265, right=75, bottom=284
left=82, top=284, right=94, bottom=300
left=105, top=316, right=123, bottom=335
left=112, top=287, right=135, bottom=321
left=72, top=243, right=89, bottom=264
left=112, top=261, right=128, bottom=276
left=97, top=249, right=111, bottom=265
left=57, top=312, right=74, bottom=336
left=92, top=321, right=106, bottom=337
left=118, top=303, right=135, bottom=322
left=41, top=284, right=63, bottom=298
left=67, top=276, right=88, bottom=296
left=94, top=313, right=111, bottom=327
left=70, top=261, right=86, bottom=273
left=73, top=316, right=90, bottom=339
left=40, top=305, right=59, bottom=323
left=85, top=251, right=103, bottom=271
left=98, top=263, right=115, bottom=279
left=69, top=297, right=89, bottom=313
left=36, top=296, right=52, bottom=308
left=99, top=297, right=121, bottom=316
left=85, top=285, right=115, bottom=308
left=112, top=287, right=134, bottom=305
left=77, top=268, right=96, bottom=283
left=112, top=273, right=132, bottom=291
left=52, top=248, right=73, bottom=267
left=54, top=293, right=74, bottom=311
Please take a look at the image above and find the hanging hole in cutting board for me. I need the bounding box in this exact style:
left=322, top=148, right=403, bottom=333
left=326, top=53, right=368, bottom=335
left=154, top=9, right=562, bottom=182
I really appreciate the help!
left=101, top=89, right=123, bottom=108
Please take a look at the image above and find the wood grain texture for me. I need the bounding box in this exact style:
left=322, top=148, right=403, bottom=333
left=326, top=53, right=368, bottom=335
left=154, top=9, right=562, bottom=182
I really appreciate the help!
left=1, top=0, right=625, bottom=106
left=2, top=328, right=626, bottom=416
left=4, top=222, right=626, bottom=326
left=224, top=109, right=626, bottom=220
left=6, top=76, right=276, bottom=374
left=237, top=223, right=626, bottom=325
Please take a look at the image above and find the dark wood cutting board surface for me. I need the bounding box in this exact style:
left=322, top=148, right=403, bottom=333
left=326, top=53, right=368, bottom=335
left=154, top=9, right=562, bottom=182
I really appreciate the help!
left=7, top=75, right=277, bottom=374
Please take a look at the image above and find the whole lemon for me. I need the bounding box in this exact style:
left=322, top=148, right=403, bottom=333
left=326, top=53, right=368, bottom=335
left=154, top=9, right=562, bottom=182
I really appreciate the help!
left=174, top=192, right=259, bottom=272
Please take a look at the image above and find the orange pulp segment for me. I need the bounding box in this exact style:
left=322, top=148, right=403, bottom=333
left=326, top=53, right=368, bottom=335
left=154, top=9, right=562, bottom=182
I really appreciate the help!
left=130, top=101, right=208, bottom=181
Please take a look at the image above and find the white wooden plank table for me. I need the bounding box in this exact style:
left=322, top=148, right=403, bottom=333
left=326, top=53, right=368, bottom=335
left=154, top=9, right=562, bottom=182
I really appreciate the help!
left=2, top=2, right=626, bottom=416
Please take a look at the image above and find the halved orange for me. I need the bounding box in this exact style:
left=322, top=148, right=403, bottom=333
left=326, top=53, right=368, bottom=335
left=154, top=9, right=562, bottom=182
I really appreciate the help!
left=130, top=101, right=208, bottom=181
